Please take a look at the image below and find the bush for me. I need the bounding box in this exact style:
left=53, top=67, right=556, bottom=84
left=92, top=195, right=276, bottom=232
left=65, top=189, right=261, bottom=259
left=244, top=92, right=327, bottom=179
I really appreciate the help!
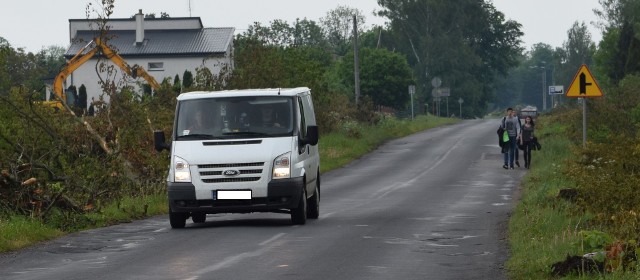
left=0, top=84, right=174, bottom=223
left=561, top=75, right=640, bottom=242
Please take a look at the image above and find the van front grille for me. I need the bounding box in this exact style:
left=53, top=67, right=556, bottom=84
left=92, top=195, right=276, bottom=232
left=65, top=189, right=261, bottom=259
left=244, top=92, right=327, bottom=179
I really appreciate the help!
left=202, top=177, right=261, bottom=183
left=198, top=162, right=266, bottom=184
left=200, top=169, right=263, bottom=176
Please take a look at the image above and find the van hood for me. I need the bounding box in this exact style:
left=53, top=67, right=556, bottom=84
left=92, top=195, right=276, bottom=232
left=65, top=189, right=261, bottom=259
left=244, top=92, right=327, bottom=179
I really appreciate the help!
left=172, top=137, right=294, bottom=165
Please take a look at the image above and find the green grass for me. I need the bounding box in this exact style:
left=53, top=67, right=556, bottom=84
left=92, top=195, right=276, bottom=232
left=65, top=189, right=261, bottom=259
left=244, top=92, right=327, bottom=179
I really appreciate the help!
left=0, top=114, right=458, bottom=253
left=0, top=216, right=64, bottom=251
left=84, top=194, right=169, bottom=227
left=0, top=194, right=168, bottom=252
left=319, top=115, right=459, bottom=172
left=506, top=119, right=640, bottom=279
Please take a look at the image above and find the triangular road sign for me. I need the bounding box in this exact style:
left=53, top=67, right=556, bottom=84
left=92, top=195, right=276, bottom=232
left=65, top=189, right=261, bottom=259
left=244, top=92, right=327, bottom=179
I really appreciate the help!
left=566, top=64, right=603, bottom=98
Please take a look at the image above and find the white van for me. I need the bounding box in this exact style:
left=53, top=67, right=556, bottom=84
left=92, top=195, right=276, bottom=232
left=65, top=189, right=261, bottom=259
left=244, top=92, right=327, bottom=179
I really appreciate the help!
left=154, top=88, right=320, bottom=228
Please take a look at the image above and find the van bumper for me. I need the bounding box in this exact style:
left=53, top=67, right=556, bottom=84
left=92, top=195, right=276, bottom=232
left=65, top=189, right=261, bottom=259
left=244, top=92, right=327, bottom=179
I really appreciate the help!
left=168, top=177, right=304, bottom=214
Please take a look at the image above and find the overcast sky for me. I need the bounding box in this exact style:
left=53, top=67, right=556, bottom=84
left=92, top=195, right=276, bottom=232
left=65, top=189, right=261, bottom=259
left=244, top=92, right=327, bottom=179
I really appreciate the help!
left=1, top=0, right=603, bottom=54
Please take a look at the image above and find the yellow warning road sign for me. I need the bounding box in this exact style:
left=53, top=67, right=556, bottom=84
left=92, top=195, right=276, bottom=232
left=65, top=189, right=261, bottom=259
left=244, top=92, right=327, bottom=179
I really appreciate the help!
left=566, top=64, right=603, bottom=98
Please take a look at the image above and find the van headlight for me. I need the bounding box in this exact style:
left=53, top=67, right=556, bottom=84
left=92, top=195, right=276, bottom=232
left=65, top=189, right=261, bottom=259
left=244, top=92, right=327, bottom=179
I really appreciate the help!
left=272, top=152, right=291, bottom=179
left=174, top=156, right=192, bottom=182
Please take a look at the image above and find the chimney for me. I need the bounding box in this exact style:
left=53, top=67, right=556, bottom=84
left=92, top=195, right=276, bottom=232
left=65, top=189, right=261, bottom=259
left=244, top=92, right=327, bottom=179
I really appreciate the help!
left=135, top=9, right=144, bottom=45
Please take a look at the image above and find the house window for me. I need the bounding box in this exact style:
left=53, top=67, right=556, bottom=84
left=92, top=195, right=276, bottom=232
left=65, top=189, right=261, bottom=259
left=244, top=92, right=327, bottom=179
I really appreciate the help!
left=148, top=62, right=164, bottom=71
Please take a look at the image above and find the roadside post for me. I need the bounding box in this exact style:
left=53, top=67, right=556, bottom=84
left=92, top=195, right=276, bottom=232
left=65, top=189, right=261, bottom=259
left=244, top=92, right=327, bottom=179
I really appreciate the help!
left=438, top=88, right=451, bottom=117
left=409, top=85, right=416, bottom=119
left=431, top=77, right=442, bottom=117
left=565, top=64, right=603, bottom=147
left=458, top=97, right=463, bottom=118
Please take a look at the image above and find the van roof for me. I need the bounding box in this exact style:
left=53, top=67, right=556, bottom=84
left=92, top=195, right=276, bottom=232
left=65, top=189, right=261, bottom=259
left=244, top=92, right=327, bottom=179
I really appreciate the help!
left=177, top=87, right=311, bottom=101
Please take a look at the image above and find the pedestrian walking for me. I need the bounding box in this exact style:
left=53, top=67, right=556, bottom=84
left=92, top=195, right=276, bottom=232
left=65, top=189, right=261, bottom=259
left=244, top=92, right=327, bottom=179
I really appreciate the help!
left=500, top=108, right=520, bottom=169
left=512, top=109, right=523, bottom=167
left=519, top=116, right=535, bottom=169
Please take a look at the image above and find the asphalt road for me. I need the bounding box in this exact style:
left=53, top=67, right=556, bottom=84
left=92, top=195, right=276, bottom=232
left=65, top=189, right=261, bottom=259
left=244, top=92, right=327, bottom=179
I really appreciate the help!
left=0, top=118, right=526, bottom=280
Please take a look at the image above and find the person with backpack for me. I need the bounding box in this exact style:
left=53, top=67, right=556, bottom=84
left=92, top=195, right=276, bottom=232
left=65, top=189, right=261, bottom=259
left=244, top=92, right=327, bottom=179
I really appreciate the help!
left=500, top=108, right=520, bottom=170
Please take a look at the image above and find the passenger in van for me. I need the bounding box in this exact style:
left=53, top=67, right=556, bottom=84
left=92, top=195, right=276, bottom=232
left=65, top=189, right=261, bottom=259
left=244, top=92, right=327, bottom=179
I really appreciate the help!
left=188, top=109, right=206, bottom=132
left=260, top=104, right=282, bottom=128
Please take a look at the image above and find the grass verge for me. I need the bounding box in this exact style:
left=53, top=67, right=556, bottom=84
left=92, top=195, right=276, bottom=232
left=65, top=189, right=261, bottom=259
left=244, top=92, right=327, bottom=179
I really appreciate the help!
left=506, top=118, right=640, bottom=279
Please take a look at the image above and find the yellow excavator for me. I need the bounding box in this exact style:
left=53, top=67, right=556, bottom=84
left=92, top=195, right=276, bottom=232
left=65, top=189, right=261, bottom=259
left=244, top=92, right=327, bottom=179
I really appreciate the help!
left=46, top=37, right=161, bottom=110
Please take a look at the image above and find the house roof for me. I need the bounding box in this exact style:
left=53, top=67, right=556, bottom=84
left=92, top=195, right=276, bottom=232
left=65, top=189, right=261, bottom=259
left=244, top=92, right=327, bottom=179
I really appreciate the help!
left=65, top=27, right=235, bottom=58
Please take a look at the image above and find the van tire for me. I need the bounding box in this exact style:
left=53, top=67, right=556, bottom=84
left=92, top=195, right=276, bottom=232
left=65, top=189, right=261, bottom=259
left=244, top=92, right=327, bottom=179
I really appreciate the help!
left=192, top=213, right=206, bottom=223
left=291, top=187, right=307, bottom=225
left=169, top=206, right=187, bottom=229
left=307, top=180, right=320, bottom=219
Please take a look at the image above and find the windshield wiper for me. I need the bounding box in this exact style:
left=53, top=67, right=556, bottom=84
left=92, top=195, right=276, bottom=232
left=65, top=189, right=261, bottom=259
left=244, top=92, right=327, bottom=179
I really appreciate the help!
left=177, top=134, right=217, bottom=140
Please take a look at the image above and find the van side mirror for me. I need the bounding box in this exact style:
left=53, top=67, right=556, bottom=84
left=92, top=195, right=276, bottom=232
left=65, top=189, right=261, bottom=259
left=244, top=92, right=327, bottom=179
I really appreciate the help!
left=305, top=125, right=319, bottom=146
left=154, top=130, right=171, bottom=152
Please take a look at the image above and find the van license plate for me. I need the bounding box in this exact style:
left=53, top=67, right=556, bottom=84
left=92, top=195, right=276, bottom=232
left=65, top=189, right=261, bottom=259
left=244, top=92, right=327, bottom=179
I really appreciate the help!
left=216, top=190, right=251, bottom=200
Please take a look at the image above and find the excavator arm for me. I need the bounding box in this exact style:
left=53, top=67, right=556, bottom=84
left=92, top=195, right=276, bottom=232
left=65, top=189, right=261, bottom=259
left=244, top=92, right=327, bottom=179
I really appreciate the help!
left=50, top=37, right=160, bottom=109
left=96, top=37, right=161, bottom=90
left=50, top=40, right=99, bottom=108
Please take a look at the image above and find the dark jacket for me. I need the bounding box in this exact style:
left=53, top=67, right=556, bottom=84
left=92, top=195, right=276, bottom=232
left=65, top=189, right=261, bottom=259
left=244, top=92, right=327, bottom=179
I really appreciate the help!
left=497, top=126, right=509, bottom=154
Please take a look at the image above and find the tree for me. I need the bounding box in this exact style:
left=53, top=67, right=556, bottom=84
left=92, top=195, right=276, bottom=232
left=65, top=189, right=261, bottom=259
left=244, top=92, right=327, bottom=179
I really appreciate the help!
left=37, top=46, right=66, bottom=77
left=319, top=6, right=366, bottom=55
left=67, top=85, right=78, bottom=107
left=376, top=0, right=523, bottom=116
left=172, top=74, right=181, bottom=94
left=334, top=48, right=414, bottom=109
left=593, top=0, right=640, bottom=84
left=239, top=18, right=327, bottom=49
left=78, top=84, right=88, bottom=110
left=243, top=20, right=293, bottom=46
left=0, top=0, right=178, bottom=223
left=556, top=22, right=596, bottom=90
left=293, top=18, right=328, bottom=48
left=182, top=70, right=193, bottom=89
left=0, top=37, right=12, bottom=94
left=524, top=44, right=556, bottom=109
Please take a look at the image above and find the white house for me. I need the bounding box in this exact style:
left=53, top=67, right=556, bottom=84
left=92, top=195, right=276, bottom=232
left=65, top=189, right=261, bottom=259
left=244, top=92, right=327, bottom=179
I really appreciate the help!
left=60, top=9, right=235, bottom=107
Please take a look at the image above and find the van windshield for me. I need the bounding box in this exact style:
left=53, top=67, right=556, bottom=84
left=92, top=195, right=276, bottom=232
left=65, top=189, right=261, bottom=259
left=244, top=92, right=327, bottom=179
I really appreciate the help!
left=175, top=96, right=295, bottom=140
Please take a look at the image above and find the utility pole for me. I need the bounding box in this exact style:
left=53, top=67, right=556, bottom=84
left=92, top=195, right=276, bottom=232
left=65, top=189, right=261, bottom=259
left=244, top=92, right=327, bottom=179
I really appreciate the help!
left=353, top=15, right=361, bottom=106
left=542, top=68, right=547, bottom=111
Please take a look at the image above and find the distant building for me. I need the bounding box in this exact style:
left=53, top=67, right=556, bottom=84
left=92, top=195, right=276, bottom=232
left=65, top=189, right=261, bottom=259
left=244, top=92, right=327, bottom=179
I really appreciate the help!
left=58, top=9, right=235, bottom=107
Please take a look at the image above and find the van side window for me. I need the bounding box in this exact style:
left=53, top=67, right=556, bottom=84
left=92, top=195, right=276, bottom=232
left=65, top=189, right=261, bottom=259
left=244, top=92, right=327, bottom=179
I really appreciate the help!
left=298, top=96, right=306, bottom=138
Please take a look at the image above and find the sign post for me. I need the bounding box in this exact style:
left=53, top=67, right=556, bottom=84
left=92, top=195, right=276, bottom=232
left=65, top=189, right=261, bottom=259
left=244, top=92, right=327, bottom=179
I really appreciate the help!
left=565, top=64, right=604, bottom=147
left=408, top=85, right=416, bottom=119
left=548, top=85, right=564, bottom=109
left=438, top=88, right=451, bottom=117
left=431, top=77, right=442, bottom=117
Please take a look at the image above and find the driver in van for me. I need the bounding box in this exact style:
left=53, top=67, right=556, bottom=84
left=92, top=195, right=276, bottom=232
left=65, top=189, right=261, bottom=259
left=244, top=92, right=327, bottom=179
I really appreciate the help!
left=260, top=104, right=281, bottom=128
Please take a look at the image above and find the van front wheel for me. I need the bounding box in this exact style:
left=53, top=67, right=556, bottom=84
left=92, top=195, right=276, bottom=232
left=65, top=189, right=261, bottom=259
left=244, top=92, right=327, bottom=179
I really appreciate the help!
left=291, top=187, right=307, bottom=225
left=169, top=206, right=187, bottom=229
